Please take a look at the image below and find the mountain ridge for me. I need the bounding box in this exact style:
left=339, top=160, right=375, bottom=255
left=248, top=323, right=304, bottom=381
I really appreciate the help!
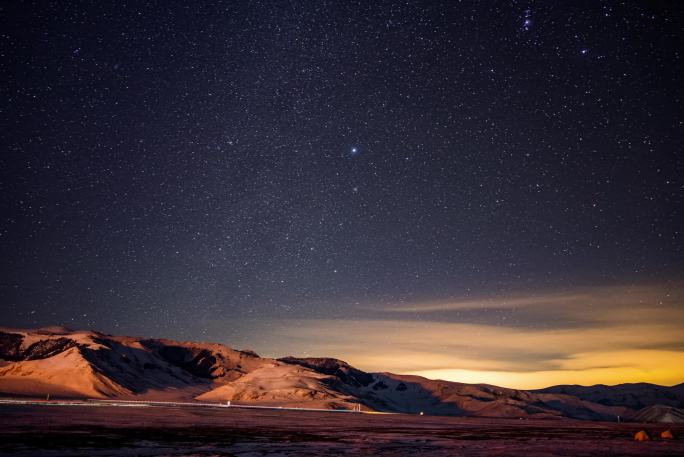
left=1, top=326, right=682, bottom=422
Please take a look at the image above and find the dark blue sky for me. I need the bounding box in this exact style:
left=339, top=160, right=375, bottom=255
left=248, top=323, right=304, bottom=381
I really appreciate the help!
left=1, top=1, right=682, bottom=346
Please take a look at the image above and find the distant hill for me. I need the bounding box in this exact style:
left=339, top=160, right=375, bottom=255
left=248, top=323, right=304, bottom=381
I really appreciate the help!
left=534, top=383, right=684, bottom=410
left=1, top=326, right=681, bottom=421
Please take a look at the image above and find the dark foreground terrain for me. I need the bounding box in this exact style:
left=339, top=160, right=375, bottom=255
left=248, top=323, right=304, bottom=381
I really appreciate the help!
left=1, top=404, right=683, bottom=456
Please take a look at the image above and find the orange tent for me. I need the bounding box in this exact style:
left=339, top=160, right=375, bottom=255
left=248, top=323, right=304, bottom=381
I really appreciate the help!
left=661, top=430, right=675, bottom=440
left=634, top=430, right=651, bottom=442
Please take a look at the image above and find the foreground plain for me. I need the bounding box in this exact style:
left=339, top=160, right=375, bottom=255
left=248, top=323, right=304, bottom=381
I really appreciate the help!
left=1, top=404, right=683, bottom=456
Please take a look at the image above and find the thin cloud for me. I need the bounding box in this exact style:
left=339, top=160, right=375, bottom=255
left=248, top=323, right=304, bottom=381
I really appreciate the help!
left=367, top=283, right=683, bottom=316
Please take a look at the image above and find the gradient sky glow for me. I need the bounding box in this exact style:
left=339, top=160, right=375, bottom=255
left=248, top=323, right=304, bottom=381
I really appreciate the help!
left=1, top=1, right=683, bottom=388
left=255, top=283, right=684, bottom=388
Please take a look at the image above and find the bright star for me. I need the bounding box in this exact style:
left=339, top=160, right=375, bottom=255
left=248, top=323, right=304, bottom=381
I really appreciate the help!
left=522, top=9, right=532, bottom=31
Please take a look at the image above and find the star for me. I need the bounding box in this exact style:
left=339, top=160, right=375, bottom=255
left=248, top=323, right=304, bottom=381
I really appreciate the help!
left=522, top=9, right=532, bottom=31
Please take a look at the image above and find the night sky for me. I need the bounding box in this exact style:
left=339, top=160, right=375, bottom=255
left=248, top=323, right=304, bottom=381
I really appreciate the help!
left=1, top=1, right=683, bottom=387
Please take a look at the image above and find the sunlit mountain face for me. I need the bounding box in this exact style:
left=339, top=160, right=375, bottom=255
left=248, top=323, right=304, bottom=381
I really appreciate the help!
left=1, top=2, right=682, bottom=389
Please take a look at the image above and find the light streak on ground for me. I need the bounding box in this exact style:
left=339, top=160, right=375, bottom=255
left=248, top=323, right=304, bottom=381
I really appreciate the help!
left=0, top=398, right=397, bottom=415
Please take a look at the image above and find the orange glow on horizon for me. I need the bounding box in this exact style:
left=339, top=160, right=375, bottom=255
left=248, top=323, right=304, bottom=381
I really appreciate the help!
left=242, top=283, right=684, bottom=389
left=408, top=350, right=684, bottom=389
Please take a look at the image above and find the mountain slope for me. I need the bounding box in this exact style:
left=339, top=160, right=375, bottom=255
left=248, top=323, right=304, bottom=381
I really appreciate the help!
left=360, top=371, right=625, bottom=420
left=0, top=345, right=131, bottom=398
left=196, top=362, right=359, bottom=409
left=0, top=327, right=259, bottom=400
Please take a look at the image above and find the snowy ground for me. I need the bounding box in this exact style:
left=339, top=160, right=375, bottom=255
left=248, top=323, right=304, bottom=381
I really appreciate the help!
left=1, top=403, right=683, bottom=456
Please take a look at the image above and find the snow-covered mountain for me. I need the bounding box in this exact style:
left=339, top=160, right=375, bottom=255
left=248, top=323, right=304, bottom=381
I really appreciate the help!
left=1, top=326, right=681, bottom=421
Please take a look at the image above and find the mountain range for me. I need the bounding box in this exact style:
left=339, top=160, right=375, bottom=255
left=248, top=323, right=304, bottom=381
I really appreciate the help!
left=1, top=326, right=682, bottom=423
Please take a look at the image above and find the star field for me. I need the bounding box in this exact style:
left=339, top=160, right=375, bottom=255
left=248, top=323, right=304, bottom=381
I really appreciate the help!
left=0, top=1, right=682, bottom=364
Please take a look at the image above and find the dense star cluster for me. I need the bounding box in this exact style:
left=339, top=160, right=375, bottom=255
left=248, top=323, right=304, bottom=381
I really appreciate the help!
left=0, top=1, right=682, bottom=351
